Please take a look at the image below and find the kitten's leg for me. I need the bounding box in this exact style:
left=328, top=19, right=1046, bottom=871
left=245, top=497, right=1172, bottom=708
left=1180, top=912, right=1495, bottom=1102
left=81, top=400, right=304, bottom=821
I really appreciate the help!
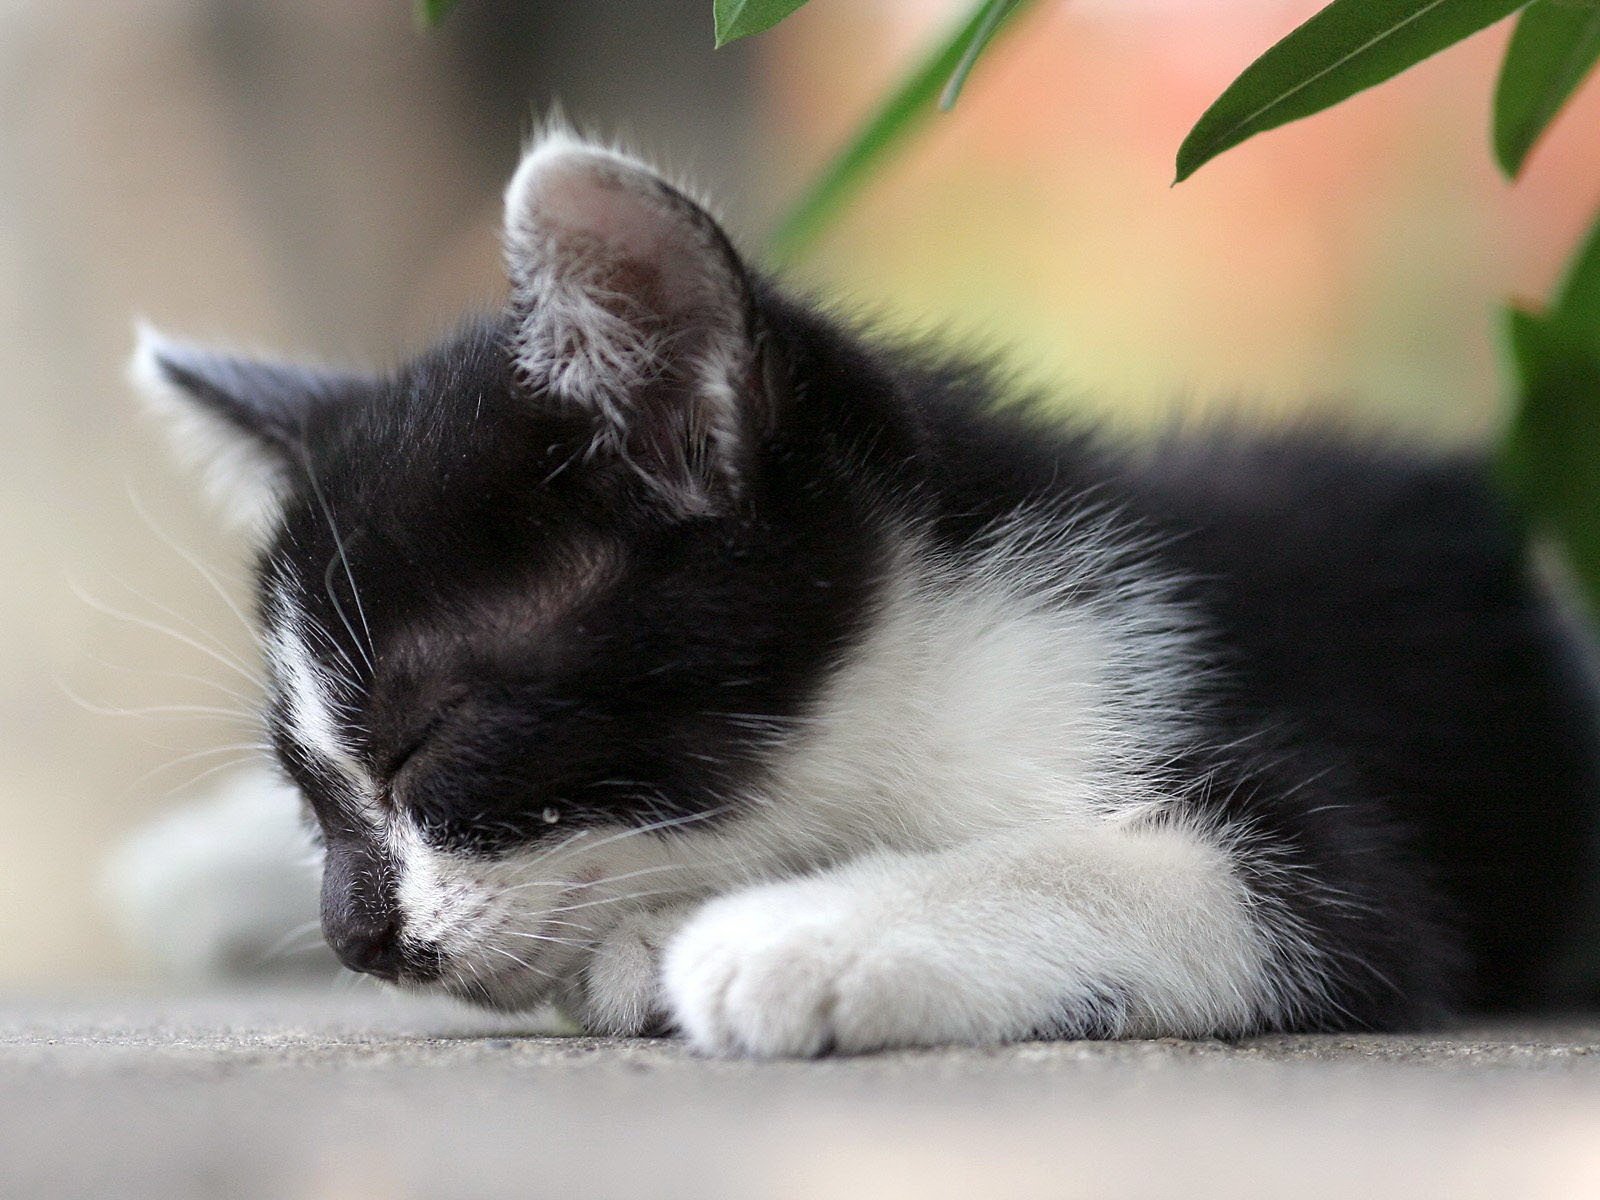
left=552, top=904, right=701, bottom=1036
left=662, top=818, right=1309, bottom=1057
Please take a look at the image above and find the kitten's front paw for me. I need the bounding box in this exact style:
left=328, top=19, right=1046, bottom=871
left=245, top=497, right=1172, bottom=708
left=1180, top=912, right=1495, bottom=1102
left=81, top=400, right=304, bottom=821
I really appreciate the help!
left=564, top=906, right=694, bottom=1037
left=662, top=880, right=976, bottom=1058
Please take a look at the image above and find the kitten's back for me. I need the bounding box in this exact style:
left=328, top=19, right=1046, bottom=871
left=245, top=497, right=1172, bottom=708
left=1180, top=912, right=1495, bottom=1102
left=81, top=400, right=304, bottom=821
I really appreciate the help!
left=1123, top=429, right=1600, bottom=1009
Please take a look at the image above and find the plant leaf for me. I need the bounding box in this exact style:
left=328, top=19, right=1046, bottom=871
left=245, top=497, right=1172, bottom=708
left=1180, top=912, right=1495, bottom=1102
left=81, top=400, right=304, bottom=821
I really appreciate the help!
left=1498, top=305, right=1600, bottom=615
left=1493, top=0, right=1600, bottom=177
left=1556, top=203, right=1600, bottom=335
left=1499, top=203, right=1600, bottom=619
left=714, top=0, right=812, bottom=47
left=771, top=0, right=1035, bottom=261
left=940, top=0, right=1022, bottom=111
left=414, top=0, right=460, bottom=28
left=1176, top=0, right=1529, bottom=184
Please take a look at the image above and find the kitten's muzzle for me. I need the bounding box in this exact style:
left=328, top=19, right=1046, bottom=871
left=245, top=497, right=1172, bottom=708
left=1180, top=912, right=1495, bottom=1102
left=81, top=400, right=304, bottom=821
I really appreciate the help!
left=320, top=832, right=440, bottom=982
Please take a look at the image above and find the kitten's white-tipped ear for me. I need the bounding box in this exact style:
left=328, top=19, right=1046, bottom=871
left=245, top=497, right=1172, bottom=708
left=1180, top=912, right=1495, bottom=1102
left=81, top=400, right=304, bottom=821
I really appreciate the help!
left=502, top=133, right=762, bottom=512
left=130, top=325, right=290, bottom=533
left=129, top=325, right=356, bottom=534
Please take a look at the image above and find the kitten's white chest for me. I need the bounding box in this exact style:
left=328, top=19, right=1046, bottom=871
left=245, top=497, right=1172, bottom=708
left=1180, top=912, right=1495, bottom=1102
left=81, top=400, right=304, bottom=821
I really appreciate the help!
left=752, top=525, right=1198, bottom=856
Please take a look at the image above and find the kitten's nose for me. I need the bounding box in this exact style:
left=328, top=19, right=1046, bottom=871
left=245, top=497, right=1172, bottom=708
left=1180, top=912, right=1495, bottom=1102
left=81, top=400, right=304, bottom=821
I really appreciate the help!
left=329, top=918, right=406, bottom=981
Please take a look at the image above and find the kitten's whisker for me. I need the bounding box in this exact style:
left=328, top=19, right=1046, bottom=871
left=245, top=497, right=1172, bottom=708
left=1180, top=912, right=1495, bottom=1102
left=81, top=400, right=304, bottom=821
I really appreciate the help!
left=69, top=580, right=265, bottom=690
left=297, top=445, right=376, bottom=674
left=322, top=551, right=374, bottom=677
left=125, top=487, right=257, bottom=639
left=147, top=755, right=278, bottom=803
left=543, top=885, right=689, bottom=917
left=331, top=966, right=367, bottom=993
left=496, top=930, right=592, bottom=948
left=99, top=574, right=262, bottom=683
left=262, top=918, right=324, bottom=952
left=486, top=858, right=696, bottom=902
left=299, top=611, right=363, bottom=691
left=256, top=919, right=328, bottom=964
left=124, top=741, right=273, bottom=794
left=526, top=915, right=598, bottom=934
left=59, top=684, right=257, bottom=725
left=84, top=657, right=262, bottom=709
left=481, top=943, right=560, bottom=983
left=544, top=804, right=734, bottom=861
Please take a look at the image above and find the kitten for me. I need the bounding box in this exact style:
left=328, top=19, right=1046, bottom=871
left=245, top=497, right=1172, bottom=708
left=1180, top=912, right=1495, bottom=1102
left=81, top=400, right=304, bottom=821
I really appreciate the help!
left=131, top=130, right=1600, bottom=1056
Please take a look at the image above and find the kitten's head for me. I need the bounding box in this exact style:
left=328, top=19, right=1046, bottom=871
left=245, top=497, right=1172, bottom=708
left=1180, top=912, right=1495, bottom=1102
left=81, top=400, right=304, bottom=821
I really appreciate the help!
left=133, top=134, right=883, bottom=1008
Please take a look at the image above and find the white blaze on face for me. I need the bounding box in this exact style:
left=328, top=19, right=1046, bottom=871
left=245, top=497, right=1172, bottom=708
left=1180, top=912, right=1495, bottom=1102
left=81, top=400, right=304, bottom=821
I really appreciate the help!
left=265, top=588, right=377, bottom=810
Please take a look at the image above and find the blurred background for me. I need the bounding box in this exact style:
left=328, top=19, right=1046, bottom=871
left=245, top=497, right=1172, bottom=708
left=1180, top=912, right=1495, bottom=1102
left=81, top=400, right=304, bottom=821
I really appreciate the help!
left=2, top=0, right=1598, bottom=986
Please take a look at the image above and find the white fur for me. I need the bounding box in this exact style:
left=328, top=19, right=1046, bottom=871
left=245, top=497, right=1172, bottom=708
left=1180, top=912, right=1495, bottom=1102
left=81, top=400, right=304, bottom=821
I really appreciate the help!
left=743, top=515, right=1201, bottom=856
left=501, top=130, right=751, bottom=509
left=382, top=809, right=720, bottom=1011
left=664, top=820, right=1271, bottom=1056
left=128, top=324, right=288, bottom=536
left=555, top=904, right=698, bottom=1036
left=263, top=587, right=377, bottom=809
left=502, top=131, right=671, bottom=416
left=644, top=519, right=1284, bottom=1054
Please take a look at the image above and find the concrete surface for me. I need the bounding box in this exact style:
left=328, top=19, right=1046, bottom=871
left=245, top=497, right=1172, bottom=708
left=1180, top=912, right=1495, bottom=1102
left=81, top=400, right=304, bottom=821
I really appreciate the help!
left=5, top=987, right=1600, bottom=1199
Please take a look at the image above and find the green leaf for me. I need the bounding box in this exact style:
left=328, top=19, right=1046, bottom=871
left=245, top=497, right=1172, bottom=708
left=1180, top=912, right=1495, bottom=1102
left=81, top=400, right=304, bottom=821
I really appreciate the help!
left=414, top=0, right=460, bottom=27
left=1499, top=202, right=1600, bottom=620
left=1176, top=0, right=1530, bottom=184
left=1556, top=203, right=1600, bottom=335
left=771, top=0, right=1035, bottom=261
left=940, top=0, right=1023, bottom=110
left=714, top=0, right=812, bottom=47
left=1493, top=0, right=1600, bottom=177
left=1497, top=304, right=1600, bottom=615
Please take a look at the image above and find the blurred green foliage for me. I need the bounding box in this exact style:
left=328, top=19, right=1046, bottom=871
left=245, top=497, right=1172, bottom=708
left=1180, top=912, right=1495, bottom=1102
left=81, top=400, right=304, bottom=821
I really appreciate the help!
left=414, top=0, right=459, bottom=29
left=736, top=0, right=1600, bottom=618
left=769, top=0, right=1035, bottom=262
left=1501, top=215, right=1600, bottom=615
left=1157, top=0, right=1600, bottom=615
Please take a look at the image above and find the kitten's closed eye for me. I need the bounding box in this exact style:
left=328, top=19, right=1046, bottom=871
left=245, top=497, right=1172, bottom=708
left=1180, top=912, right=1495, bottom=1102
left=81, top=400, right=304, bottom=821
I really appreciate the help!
left=383, top=698, right=465, bottom=778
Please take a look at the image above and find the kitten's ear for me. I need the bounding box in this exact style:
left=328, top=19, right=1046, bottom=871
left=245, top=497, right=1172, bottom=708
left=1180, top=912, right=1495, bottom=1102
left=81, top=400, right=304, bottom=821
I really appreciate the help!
left=502, top=134, right=764, bottom=514
left=129, top=326, right=350, bottom=532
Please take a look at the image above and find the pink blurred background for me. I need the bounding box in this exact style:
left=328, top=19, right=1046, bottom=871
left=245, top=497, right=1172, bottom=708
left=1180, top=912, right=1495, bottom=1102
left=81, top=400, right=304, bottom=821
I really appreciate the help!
left=1, top=0, right=1596, bottom=984
left=773, top=0, right=1600, bottom=431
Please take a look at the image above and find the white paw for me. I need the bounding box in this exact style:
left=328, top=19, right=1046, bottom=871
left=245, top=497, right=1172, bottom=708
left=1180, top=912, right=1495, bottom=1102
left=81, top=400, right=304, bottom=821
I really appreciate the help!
left=662, top=878, right=998, bottom=1058
left=565, top=907, right=695, bottom=1037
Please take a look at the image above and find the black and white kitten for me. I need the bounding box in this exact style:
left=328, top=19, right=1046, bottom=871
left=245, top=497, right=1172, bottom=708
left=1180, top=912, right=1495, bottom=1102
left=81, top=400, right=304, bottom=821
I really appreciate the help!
left=132, top=131, right=1600, bottom=1055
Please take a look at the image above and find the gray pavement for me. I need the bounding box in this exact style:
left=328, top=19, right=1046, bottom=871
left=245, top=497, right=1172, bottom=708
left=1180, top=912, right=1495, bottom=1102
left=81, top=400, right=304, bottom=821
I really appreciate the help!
left=5, top=987, right=1600, bottom=1199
